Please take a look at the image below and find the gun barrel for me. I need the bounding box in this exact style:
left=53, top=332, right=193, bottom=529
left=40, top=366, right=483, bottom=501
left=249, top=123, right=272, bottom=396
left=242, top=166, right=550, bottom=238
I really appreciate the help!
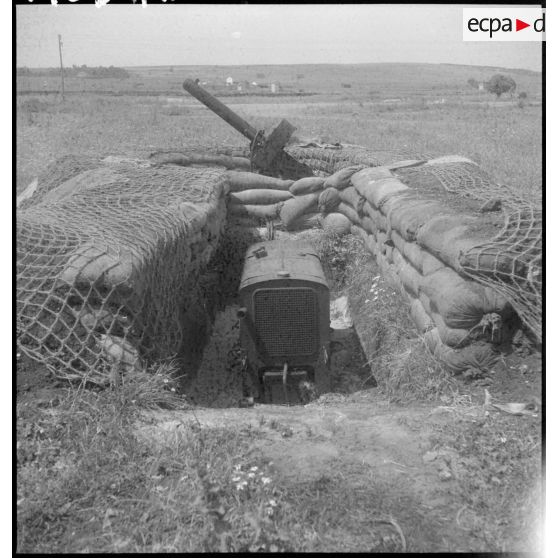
left=183, top=79, right=258, bottom=141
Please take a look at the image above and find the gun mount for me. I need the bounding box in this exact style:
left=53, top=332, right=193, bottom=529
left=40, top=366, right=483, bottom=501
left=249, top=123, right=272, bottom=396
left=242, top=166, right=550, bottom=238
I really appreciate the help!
left=182, top=79, right=314, bottom=179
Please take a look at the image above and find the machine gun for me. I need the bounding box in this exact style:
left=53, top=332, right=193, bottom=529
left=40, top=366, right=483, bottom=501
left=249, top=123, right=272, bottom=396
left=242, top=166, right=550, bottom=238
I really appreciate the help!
left=183, top=79, right=314, bottom=180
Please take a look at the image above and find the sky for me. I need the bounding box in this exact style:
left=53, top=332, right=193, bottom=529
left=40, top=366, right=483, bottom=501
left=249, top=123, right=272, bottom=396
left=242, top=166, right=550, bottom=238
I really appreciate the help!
left=16, top=4, right=542, bottom=71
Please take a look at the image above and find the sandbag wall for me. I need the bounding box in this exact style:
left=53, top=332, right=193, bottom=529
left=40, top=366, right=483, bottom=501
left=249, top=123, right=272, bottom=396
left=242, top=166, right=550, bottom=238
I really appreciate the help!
left=17, top=156, right=229, bottom=383
left=223, top=161, right=519, bottom=374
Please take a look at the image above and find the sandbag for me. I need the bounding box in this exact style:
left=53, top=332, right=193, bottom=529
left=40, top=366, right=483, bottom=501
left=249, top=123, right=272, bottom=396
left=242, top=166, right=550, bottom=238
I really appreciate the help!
left=350, top=166, right=393, bottom=187
left=229, top=203, right=281, bottom=219
left=391, top=230, right=445, bottom=275
left=60, top=243, right=136, bottom=287
left=318, top=187, right=341, bottom=213
left=226, top=171, right=293, bottom=192
left=429, top=308, right=473, bottom=348
left=324, top=165, right=365, bottom=190
left=424, top=329, right=499, bottom=374
left=392, top=249, right=421, bottom=297
left=339, top=186, right=365, bottom=213
left=337, top=202, right=360, bottom=224
left=279, top=192, right=320, bottom=229
left=386, top=195, right=452, bottom=242
left=409, top=298, right=434, bottom=333
left=416, top=214, right=482, bottom=271
left=321, top=212, right=352, bottom=235
left=420, top=267, right=509, bottom=329
left=289, top=176, right=326, bottom=195
left=353, top=176, right=410, bottom=210
left=360, top=215, right=378, bottom=235
left=362, top=201, right=388, bottom=231
left=228, top=189, right=293, bottom=205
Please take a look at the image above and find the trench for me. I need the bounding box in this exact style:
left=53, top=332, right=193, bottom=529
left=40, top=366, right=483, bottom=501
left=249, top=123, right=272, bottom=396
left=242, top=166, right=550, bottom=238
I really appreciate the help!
left=178, top=219, right=375, bottom=408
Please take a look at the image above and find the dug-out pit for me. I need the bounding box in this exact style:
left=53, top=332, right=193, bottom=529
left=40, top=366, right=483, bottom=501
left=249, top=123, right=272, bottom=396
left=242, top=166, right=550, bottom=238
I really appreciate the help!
left=178, top=220, right=375, bottom=408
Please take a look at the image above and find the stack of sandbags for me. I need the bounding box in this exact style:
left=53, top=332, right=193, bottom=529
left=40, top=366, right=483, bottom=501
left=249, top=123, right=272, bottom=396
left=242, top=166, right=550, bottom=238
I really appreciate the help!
left=343, top=161, right=515, bottom=374
left=225, top=171, right=294, bottom=220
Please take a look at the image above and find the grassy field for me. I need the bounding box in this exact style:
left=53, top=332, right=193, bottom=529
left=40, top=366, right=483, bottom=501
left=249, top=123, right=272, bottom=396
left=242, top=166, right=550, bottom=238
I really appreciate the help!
left=16, top=62, right=542, bottom=194
left=16, top=63, right=543, bottom=553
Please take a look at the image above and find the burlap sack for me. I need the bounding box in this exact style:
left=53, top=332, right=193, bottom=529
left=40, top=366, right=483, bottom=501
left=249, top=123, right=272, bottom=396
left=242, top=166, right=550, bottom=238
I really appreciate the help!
left=229, top=189, right=293, bottom=205
left=289, top=176, right=326, bottom=195
left=362, top=201, right=389, bottom=231
left=420, top=266, right=510, bottom=329
left=318, top=187, right=341, bottom=213
left=417, top=215, right=482, bottom=272
left=324, top=165, right=365, bottom=190
left=321, top=212, right=352, bottom=235
left=409, top=297, right=434, bottom=333
left=353, top=177, right=410, bottom=210
left=386, top=196, right=452, bottom=242
left=391, top=230, right=444, bottom=275
left=424, top=328, right=499, bottom=374
left=337, top=202, right=360, bottom=224
left=338, top=186, right=366, bottom=213
left=279, top=192, right=320, bottom=229
left=392, top=248, right=421, bottom=297
left=229, top=202, right=281, bottom=219
left=226, top=171, right=293, bottom=192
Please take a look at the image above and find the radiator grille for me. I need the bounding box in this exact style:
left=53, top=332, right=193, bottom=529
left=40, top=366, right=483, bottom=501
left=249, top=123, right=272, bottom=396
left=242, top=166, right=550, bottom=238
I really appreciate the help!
left=253, top=288, right=318, bottom=357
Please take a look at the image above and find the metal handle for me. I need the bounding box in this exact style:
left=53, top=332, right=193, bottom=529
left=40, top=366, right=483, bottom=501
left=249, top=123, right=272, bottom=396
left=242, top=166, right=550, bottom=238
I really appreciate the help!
left=182, top=79, right=258, bottom=141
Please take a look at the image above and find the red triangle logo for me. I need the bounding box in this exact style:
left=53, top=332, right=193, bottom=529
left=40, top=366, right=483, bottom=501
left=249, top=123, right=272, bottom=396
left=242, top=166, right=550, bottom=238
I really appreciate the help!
left=516, top=19, right=530, bottom=32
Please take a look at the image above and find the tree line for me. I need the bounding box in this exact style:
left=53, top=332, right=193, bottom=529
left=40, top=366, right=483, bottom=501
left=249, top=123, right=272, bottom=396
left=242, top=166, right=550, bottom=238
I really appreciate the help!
left=16, top=65, right=130, bottom=79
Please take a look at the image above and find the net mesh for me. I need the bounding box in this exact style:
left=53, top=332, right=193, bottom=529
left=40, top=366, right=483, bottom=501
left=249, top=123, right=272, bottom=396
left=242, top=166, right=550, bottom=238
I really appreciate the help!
left=286, top=142, right=427, bottom=175
left=288, top=146, right=541, bottom=342
left=17, top=156, right=226, bottom=383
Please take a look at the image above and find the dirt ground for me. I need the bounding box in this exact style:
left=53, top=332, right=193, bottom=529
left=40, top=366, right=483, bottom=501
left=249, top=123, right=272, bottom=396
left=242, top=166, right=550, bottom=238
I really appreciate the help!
left=139, top=382, right=541, bottom=552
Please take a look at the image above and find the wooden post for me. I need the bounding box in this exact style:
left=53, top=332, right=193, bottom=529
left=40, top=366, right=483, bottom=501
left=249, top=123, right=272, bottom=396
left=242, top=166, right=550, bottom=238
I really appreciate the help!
left=58, top=34, right=65, bottom=101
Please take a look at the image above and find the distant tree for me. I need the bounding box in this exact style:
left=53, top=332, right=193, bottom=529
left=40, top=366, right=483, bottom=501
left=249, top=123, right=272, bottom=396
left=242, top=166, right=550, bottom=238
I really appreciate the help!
left=169, top=66, right=174, bottom=73
left=256, top=72, right=265, bottom=79
left=485, top=74, right=517, bottom=98
left=518, top=91, right=527, bottom=99
left=296, top=73, right=304, bottom=80
left=467, top=78, right=479, bottom=89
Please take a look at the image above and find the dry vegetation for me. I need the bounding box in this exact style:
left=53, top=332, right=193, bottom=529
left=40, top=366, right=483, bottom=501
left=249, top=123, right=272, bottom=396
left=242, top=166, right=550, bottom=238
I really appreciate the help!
left=16, top=63, right=543, bottom=553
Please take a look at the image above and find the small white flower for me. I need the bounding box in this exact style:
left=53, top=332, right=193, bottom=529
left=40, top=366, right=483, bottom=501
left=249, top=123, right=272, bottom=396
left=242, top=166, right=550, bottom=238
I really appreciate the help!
left=268, top=498, right=277, bottom=506
left=248, top=472, right=256, bottom=479
left=365, top=299, right=370, bottom=303
left=261, top=477, right=272, bottom=485
left=250, top=466, right=258, bottom=472
left=234, top=464, right=242, bottom=471
left=163, top=379, right=169, bottom=384
left=232, top=476, right=241, bottom=482
left=170, top=388, right=176, bottom=392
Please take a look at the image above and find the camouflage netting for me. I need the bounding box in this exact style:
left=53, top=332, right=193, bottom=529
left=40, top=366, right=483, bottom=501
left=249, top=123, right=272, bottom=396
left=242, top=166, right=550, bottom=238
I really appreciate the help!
left=17, top=155, right=227, bottom=383
left=286, top=141, right=430, bottom=176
